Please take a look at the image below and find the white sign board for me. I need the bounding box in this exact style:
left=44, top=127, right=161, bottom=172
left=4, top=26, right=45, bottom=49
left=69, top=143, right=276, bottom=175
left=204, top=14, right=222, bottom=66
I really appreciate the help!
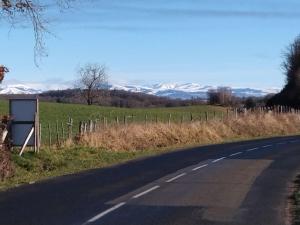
left=10, top=99, right=39, bottom=148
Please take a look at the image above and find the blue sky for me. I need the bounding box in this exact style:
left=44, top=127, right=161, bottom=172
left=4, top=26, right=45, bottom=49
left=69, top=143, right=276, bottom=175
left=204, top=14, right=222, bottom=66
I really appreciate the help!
left=1, top=0, right=300, bottom=89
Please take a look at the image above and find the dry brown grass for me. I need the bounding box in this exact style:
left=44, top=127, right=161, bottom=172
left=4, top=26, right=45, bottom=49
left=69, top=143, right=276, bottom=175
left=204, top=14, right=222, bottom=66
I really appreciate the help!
left=77, top=113, right=300, bottom=151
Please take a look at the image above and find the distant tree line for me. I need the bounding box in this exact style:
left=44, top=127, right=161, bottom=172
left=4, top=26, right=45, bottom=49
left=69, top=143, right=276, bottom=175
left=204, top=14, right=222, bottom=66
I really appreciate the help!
left=0, top=87, right=273, bottom=109
left=207, top=87, right=235, bottom=106
left=34, top=89, right=206, bottom=108
left=207, top=87, right=272, bottom=108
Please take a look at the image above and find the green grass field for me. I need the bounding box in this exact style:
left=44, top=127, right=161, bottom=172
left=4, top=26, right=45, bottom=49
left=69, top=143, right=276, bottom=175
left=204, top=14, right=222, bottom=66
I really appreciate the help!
left=0, top=100, right=226, bottom=146
left=0, top=100, right=227, bottom=190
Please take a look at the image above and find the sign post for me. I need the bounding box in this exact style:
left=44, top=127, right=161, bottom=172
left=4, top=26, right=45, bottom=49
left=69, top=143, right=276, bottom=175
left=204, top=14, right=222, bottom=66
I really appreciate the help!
left=9, top=98, right=39, bottom=155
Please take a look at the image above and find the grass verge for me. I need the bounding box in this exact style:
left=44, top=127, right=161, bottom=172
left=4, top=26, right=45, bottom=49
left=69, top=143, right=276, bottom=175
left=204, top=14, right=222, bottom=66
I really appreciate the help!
left=291, top=175, right=300, bottom=225
left=1, top=112, right=300, bottom=192
left=79, top=113, right=300, bottom=151
left=0, top=147, right=166, bottom=191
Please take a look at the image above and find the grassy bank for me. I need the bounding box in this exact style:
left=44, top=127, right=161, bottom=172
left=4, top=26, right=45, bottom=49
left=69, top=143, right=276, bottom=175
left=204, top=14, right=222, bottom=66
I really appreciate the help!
left=292, top=175, right=300, bottom=225
left=1, top=113, right=300, bottom=191
left=0, top=147, right=166, bottom=191
left=79, top=113, right=300, bottom=151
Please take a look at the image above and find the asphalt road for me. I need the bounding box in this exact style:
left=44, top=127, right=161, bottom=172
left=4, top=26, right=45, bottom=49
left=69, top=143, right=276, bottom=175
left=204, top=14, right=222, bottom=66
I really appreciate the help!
left=1, top=135, right=300, bottom=225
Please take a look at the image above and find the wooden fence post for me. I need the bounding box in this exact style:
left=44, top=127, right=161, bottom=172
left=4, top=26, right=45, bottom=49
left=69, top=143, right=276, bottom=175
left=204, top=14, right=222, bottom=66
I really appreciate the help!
left=105, top=117, right=108, bottom=127
left=79, top=121, right=83, bottom=135
left=61, top=122, right=65, bottom=141
left=48, top=123, right=51, bottom=147
left=84, top=122, right=87, bottom=134
left=56, top=120, right=59, bottom=145
left=101, top=118, right=104, bottom=128
left=89, top=120, right=94, bottom=132
left=39, top=123, right=42, bottom=147
left=168, top=114, right=172, bottom=126
left=124, top=115, right=127, bottom=125
left=67, top=117, right=73, bottom=139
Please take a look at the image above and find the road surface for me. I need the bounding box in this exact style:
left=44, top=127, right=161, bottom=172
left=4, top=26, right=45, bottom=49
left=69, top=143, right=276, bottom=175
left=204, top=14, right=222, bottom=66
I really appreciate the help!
left=1, top=135, right=300, bottom=225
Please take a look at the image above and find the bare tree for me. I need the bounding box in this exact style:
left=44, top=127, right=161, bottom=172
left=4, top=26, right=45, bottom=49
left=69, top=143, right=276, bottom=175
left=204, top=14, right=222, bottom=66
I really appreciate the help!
left=208, top=87, right=233, bottom=106
left=282, top=35, right=300, bottom=89
left=268, top=35, right=300, bottom=107
left=1, top=0, right=77, bottom=64
left=77, top=63, right=108, bottom=105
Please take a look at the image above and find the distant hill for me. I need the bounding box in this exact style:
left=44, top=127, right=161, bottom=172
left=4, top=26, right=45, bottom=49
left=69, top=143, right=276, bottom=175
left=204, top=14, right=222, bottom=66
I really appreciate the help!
left=109, top=83, right=279, bottom=99
left=37, top=89, right=205, bottom=108
left=0, top=82, right=279, bottom=99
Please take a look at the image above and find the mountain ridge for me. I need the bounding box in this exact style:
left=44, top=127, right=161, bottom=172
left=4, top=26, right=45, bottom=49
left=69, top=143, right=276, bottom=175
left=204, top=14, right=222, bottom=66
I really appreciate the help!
left=0, top=82, right=280, bottom=99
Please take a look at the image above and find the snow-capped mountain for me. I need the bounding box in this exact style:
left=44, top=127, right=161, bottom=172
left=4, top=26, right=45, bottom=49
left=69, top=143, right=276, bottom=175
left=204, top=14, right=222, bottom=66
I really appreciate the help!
left=109, top=83, right=280, bottom=99
left=0, top=82, right=280, bottom=99
left=0, top=84, right=43, bottom=95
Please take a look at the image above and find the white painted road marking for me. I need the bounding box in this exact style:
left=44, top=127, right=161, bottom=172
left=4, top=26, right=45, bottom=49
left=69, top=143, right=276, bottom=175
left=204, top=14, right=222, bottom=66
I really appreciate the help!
left=246, top=147, right=259, bottom=152
left=82, top=138, right=300, bottom=224
left=230, top=152, right=243, bottom=157
left=166, top=173, right=187, bottom=183
left=132, top=185, right=160, bottom=199
left=262, top=145, right=272, bottom=148
left=85, top=202, right=126, bottom=224
left=212, top=157, right=226, bottom=163
left=192, top=164, right=208, bottom=171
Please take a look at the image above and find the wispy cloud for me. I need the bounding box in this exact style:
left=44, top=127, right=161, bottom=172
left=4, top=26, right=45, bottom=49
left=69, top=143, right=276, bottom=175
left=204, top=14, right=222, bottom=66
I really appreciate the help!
left=86, top=1, right=300, bottom=20
left=129, top=8, right=300, bottom=19
left=57, top=1, right=300, bottom=31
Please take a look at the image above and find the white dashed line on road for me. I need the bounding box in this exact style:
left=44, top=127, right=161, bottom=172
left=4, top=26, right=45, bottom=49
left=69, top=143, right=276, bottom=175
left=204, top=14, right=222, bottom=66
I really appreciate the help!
left=262, top=145, right=272, bottom=148
left=132, top=186, right=160, bottom=199
left=230, top=152, right=243, bottom=157
left=212, top=157, right=226, bottom=163
left=83, top=138, right=299, bottom=224
left=166, top=173, right=187, bottom=183
left=192, top=164, right=208, bottom=171
left=246, top=147, right=259, bottom=152
left=84, top=202, right=126, bottom=224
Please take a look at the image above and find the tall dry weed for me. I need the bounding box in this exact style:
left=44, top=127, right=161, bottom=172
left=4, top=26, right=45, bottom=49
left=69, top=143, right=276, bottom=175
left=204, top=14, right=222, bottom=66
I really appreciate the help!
left=78, top=113, right=300, bottom=151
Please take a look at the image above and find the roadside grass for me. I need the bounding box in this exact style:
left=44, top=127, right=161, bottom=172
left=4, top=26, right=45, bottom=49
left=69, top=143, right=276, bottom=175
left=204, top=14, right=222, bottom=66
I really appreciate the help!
left=2, top=131, right=299, bottom=192
left=0, top=147, right=165, bottom=191
left=0, top=99, right=225, bottom=143
left=2, top=100, right=300, bottom=192
left=79, top=113, right=300, bottom=151
left=0, top=99, right=227, bottom=191
left=292, top=175, right=300, bottom=225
